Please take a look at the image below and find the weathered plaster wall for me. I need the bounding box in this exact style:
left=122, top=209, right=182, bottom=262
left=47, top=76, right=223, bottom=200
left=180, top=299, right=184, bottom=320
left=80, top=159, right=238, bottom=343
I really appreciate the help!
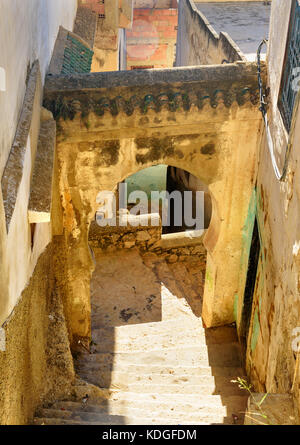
left=134, top=0, right=178, bottom=7
left=0, top=68, right=53, bottom=333
left=92, top=18, right=128, bottom=72
left=196, top=0, right=267, bottom=2
left=80, top=0, right=133, bottom=29
left=0, top=0, right=77, bottom=176
left=92, top=19, right=121, bottom=72
left=0, top=243, right=75, bottom=425
left=77, top=0, right=132, bottom=72
left=244, top=98, right=300, bottom=412
left=176, top=0, right=245, bottom=67
left=0, top=0, right=78, bottom=425
left=74, top=6, right=97, bottom=48
left=195, top=2, right=271, bottom=61
left=44, top=62, right=263, bottom=346
left=0, top=1, right=78, bottom=327
left=235, top=0, right=300, bottom=417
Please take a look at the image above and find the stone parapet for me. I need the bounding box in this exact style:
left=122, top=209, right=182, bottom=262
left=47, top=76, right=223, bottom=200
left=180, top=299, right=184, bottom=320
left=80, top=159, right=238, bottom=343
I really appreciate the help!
left=89, top=219, right=206, bottom=263
left=176, top=0, right=246, bottom=67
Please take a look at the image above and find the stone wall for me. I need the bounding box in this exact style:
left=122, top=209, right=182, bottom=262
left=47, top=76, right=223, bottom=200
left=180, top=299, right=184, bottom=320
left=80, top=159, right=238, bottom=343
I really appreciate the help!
left=0, top=243, right=75, bottom=425
left=44, top=62, right=263, bottom=343
left=89, top=220, right=206, bottom=263
left=89, top=219, right=162, bottom=251
left=134, top=0, right=177, bottom=8
left=74, top=6, right=98, bottom=48
left=92, top=19, right=121, bottom=71
left=0, top=0, right=77, bottom=328
left=77, top=0, right=132, bottom=72
left=0, top=0, right=78, bottom=425
left=176, top=0, right=246, bottom=67
left=195, top=0, right=267, bottom=2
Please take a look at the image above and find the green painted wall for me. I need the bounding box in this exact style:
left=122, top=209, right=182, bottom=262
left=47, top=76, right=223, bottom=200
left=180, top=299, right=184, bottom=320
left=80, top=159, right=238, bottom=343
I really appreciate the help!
left=125, top=165, right=167, bottom=201
left=236, top=188, right=257, bottom=328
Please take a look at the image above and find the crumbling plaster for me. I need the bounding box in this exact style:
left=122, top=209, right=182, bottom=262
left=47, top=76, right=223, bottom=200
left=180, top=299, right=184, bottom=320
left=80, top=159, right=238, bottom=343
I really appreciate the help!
left=0, top=0, right=78, bottom=327
left=0, top=244, right=75, bottom=425
left=44, top=62, right=263, bottom=347
left=0, top=64, right=51, bottom=328
left=234, top=0, right=300, bottom=417
left=243, top=96, right=300, bottom=411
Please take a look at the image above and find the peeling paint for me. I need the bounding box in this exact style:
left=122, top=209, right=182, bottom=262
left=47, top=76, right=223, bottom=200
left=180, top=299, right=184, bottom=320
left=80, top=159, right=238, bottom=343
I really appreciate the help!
left=251, top=307, right=260, bottom=352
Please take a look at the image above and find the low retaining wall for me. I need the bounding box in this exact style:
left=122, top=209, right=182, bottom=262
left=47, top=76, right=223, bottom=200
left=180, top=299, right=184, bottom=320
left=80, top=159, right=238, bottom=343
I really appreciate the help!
left=89, top=219, right=206, bottom=263
left=0, top=244, right=75, bottom=425
left=176, top=0, right=246, bottom=66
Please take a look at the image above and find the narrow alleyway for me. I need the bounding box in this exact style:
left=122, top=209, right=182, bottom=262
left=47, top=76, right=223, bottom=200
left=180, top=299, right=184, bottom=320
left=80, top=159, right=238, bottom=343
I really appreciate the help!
left=2, top=0, right=300, bottom=428
left=34, top=248, right=248, bottom=425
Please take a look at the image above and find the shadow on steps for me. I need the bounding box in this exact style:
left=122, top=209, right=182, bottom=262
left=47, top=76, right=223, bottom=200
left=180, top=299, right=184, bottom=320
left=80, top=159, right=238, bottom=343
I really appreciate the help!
left=205, top=325, right=249, bottom=425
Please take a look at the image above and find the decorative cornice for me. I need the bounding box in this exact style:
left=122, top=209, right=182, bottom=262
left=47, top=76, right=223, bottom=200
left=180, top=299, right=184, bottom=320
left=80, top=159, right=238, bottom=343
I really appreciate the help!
left=44, top=86, right=259, bottom=121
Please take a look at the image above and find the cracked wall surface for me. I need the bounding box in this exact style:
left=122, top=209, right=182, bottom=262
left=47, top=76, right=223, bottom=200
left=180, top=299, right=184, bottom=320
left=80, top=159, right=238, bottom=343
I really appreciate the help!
left=0, top=244, right=75, bottom=425
left=176, top=0, right=245, bottom=68
left=43, top=62, right=263, bottom=347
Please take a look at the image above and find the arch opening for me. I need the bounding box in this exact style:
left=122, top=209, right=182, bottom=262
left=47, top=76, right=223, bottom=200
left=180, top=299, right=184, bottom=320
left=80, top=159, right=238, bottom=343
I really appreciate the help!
left=82, top=163, right=215, bottom=395
left=92, top=163, right=213, bottom=238
left=86, top=163, right=214, bottom=334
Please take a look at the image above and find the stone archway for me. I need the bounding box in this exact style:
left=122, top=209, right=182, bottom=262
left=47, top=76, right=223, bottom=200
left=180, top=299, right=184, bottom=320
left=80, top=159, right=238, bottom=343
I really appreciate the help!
left=46, top=63, right=263, bottom=348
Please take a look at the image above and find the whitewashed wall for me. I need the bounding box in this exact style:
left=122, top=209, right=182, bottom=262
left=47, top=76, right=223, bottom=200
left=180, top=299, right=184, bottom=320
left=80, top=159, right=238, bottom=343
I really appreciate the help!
left=0, top=0, right=77, bottom=176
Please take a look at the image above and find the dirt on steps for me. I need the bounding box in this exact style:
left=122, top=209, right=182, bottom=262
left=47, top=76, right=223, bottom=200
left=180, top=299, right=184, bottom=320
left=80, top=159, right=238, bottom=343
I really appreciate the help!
left=34, top=249, right=249, bottom=425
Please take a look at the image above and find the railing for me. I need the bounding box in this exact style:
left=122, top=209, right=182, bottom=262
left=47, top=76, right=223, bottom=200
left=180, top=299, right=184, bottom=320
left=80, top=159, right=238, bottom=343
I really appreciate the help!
left=279, top=0, right=300, bottom=132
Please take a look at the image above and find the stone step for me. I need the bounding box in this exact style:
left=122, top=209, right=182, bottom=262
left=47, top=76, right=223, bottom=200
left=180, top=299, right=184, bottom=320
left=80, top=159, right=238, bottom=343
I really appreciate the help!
left=75, top=363, right=244, bottom=379
left=102, top=392, right=248, bottom=409
left=90, top=324, right=238, bottom=353
left=57, top=392, right=248, bottom=414
left=77, top=371, right=247, bottom=396
left=33, top=415, right=227, bottom=425
left=52, top=391, right=248, bottom=416
left=91, top=318, right=204, bottom=333
left=92, top=318, right=202, bottom=334
left=34, top=407, right=244, bottom=425
left=76, top=344, right=242, bottom=368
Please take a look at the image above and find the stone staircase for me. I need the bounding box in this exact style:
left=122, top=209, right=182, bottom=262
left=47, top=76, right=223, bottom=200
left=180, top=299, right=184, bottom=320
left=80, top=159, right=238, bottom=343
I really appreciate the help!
left=33, top=249, right=248, bottom=425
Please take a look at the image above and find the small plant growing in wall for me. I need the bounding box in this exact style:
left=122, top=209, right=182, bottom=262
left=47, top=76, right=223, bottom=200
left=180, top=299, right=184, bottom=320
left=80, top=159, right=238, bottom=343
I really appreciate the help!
left=231, top=377, right=273, bottom=425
